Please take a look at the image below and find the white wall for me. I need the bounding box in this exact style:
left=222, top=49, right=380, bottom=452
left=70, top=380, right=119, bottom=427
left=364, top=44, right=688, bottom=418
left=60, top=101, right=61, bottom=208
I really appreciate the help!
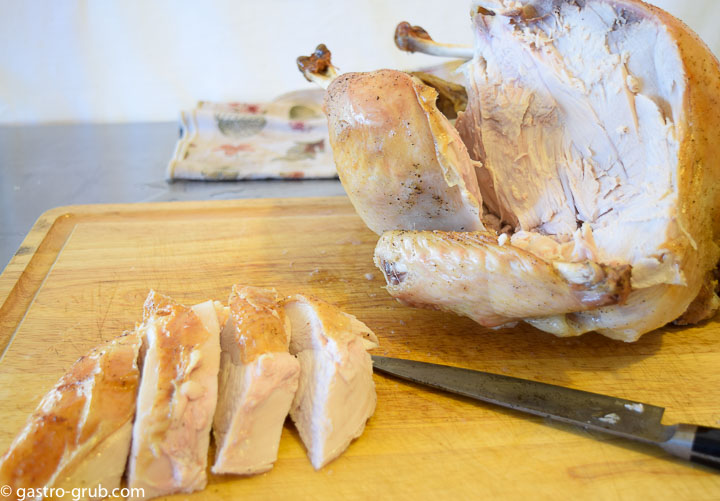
left=1, top=0, right=718, bottom=124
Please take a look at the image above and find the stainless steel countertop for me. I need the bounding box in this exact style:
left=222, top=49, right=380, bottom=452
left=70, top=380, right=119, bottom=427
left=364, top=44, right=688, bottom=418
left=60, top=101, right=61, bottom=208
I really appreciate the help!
left=0, top=123, right=346, bottom=271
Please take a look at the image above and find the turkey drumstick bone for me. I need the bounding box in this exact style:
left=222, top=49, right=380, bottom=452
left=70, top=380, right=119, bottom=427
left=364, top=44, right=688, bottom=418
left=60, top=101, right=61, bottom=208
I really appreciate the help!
left=394, top=22, right=473, bottom=59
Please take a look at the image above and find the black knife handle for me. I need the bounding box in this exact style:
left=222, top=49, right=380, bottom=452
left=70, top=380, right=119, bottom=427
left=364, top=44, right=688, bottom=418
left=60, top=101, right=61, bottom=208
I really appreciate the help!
left=691, top=426, right=720, bottom=470
left=661, top=424, right=720, bottom=471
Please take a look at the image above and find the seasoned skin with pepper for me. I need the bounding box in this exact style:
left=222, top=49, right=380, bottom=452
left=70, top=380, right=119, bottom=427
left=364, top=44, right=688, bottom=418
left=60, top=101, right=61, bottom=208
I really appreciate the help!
left=324, top=70, right=485, bottom=235
left=0, top=332, right=141, bottom=501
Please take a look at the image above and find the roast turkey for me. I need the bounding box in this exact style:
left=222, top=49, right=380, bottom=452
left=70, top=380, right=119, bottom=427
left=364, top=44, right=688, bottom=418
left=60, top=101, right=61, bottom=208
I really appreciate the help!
left=301, top=0, right=720, bottom=341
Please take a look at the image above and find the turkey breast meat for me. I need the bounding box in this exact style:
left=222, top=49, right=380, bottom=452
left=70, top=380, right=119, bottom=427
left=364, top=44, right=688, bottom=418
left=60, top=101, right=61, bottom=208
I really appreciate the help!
left=212, top=285, right=300, bottom=476
left=284, top=295, right=378, bottom=469
left=126, top=291, right=224, bottom=498
left=450, top=0, right=720, bottom=339
left=0, top=332, right=141, bottom=501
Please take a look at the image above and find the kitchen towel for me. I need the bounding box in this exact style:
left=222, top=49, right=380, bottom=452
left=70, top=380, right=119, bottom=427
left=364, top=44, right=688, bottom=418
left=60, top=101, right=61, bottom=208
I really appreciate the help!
left=167, top=89, right=337, bottom=180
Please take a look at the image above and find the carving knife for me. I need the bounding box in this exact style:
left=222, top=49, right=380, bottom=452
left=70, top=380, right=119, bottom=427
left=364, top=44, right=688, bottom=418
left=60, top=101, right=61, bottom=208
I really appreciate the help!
left=371, top=355, right=720, bottom=471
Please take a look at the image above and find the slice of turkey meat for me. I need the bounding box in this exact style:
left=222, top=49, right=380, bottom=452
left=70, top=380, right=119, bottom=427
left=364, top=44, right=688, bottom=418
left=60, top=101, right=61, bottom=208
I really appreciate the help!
left=360, top=0, right=720, bottom=341
left=283, top=294, right=378, bottom=469
left=212, top=285, right=300, bottom=476
left=127, top=291, right=225, bottom=499
left=0, top=332, right=141, bottom=501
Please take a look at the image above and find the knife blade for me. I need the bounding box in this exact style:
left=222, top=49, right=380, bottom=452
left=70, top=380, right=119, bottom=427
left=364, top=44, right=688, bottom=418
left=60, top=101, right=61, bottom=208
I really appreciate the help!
left=371, top=355, right=720, bottom=471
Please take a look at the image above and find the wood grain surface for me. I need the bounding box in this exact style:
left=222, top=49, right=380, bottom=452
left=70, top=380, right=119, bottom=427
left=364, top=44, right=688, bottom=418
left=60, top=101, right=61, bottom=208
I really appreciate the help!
left=0, top=197, right=719, bottom=500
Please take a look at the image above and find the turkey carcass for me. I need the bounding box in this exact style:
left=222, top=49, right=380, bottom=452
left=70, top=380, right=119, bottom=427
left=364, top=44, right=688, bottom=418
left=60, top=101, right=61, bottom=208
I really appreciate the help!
left=306, top=0, right=720, bottom=341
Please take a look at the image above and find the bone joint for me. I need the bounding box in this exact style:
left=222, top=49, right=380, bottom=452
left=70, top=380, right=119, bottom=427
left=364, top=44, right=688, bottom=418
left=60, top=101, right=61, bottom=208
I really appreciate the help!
left=296, top=44, right=339, bottom=89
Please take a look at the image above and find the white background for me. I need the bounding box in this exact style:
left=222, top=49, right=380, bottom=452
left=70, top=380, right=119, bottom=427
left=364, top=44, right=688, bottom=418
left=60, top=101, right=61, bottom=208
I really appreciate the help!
left=1, top=0, right=718, bottom=124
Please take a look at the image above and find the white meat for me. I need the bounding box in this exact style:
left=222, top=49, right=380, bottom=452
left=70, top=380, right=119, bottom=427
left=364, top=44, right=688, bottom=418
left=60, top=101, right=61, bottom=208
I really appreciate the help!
left=283, top=295, right=378, bottom=469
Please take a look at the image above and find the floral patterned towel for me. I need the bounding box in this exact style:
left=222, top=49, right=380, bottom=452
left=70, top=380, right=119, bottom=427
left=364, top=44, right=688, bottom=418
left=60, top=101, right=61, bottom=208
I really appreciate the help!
left=167, top=89, right=337, bottom=180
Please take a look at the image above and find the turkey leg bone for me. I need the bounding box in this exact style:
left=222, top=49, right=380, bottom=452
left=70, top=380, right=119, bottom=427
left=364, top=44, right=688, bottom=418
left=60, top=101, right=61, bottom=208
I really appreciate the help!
left=395, top=22, right=473, bottom=59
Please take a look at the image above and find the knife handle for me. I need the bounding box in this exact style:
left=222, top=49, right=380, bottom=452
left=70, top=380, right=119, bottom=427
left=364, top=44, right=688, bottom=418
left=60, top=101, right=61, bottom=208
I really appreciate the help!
left=662, top=424, right=720, bottom=471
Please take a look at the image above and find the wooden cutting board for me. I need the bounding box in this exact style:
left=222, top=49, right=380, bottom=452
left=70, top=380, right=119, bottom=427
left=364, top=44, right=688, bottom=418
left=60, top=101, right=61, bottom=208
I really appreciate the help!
left=1, top=197, right=718, bottom=500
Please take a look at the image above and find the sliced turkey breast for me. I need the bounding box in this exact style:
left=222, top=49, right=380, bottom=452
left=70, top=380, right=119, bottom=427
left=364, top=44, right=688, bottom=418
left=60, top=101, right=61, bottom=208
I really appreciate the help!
left=283, top=295, right=378, bottom=469
left=212, top=286, right=300, bottom=475
left=126, top=291, right=224, bottom=498
left=0, top=331, right=141, bottom=500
